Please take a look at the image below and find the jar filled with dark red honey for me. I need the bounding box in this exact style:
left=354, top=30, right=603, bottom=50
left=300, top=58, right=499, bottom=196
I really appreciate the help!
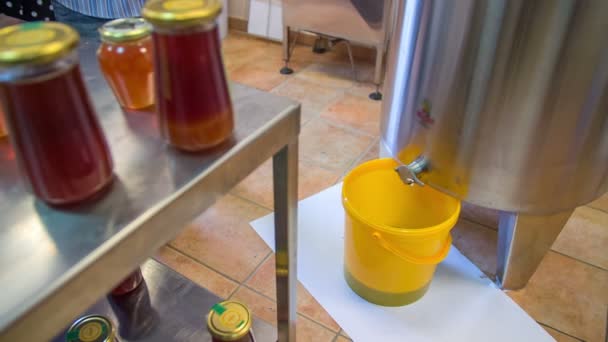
left=0, top=104, right=7, bottom=138
left=0, top=22, right=113, bottom=205
left=98, top=18, right=154, bottom=110
left=143, top=0, right=234, bottom=151
left=110, top=268, right=144, bottom=296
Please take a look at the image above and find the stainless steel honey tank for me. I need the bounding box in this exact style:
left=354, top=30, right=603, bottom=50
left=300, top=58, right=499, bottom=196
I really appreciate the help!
left=381, top=0, right=608, bottom=289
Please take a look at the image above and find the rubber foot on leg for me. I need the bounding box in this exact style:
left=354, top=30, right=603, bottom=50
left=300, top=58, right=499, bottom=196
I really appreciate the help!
left=280, top=66, right=294, bottom=75
left=369, top=91, right=382, bottom=101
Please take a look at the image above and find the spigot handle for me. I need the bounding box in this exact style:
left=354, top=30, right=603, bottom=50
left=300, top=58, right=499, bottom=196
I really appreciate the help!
left=395, top=156, right=428, bottom=186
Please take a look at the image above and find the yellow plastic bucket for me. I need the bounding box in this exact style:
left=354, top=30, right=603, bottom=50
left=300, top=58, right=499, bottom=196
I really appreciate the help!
left=342, top=158, right=460, bottom=306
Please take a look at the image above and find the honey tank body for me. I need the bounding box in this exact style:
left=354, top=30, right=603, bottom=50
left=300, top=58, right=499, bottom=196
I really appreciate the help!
left=380, top=0, right=608, bottom=289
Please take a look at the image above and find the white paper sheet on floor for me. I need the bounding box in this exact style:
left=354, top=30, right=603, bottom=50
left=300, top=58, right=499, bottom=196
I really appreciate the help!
left=249, top=183, right=554, bottom=342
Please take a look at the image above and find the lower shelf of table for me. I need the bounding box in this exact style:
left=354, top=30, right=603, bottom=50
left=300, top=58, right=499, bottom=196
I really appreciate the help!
left=51, top=259, right=277, bottom=341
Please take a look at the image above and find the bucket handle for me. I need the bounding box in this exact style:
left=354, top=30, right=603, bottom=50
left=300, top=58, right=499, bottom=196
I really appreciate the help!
left=371, top=232, right=452, bottom=265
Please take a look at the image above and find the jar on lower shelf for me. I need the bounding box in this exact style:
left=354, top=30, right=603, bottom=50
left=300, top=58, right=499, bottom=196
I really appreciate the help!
left=111, top=268, right=144, bottom=296
left=66, top=315, right=118, bottom=342
left=207, top=301, right=254, bottom=342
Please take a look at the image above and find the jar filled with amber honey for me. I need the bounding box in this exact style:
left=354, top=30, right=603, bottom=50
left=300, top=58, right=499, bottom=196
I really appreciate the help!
left=207, top=301, right=254, bottom=342
left=98, top=18, right=154, bottom=110
left=143, top=0, right=234, bottom=151
left=0, top=22, right=114, bottom=205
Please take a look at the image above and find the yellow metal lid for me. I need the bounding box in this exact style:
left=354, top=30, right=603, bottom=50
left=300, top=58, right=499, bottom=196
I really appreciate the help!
left=99, top=18, right=152, bottom=43
left=0, top=22, right=79, bottom=65
left=207, top=301, right=252, bottom=341
left=66, top=315, right=115, bottom=342
left=142, top=0, right=222, bottom=27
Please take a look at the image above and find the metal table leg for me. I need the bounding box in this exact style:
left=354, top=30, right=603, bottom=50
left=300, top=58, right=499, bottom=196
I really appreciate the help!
left=496, top=209, right=573, bottom=290
left=273, top=142, right=298, bottom=342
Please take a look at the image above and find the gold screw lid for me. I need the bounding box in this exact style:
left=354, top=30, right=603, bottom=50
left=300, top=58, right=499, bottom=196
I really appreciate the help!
left=142, top=0, right=222, bottom=27
left=99, top=18, right=152, bottom=43
left=0, top=22, right=79, bottom=65
left=207, top=301, right=252, bottom=341
left=66, top=315, right=115, bottom=342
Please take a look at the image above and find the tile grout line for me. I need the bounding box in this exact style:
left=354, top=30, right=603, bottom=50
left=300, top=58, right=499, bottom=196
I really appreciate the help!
left=240, top=283, right=342, bottom=334
left=230, top=192, right=274, bottom=212
left=338, top=136, right=380, bottom=181
left=298, top=313, right=342, bottom=336
left=165, top=244, right=243, bottom=285
left=228, top=251, right=273, bottom=299
left=549, top=250, right=608, bottom=272
left=586, top=204, right=608, bottom=215
left=539, top=322, right=585, bottom=342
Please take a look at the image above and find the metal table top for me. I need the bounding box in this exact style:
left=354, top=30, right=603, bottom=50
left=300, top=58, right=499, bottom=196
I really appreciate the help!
left=0, top=32, right=300, bottom=340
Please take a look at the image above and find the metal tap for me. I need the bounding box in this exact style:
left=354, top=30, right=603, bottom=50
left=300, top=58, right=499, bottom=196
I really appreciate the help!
left=395, top=156, right=428, bottom=186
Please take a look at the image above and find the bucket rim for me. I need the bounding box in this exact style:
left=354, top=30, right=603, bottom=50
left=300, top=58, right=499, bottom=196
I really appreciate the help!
left=342, top=158, right=461, bottom=236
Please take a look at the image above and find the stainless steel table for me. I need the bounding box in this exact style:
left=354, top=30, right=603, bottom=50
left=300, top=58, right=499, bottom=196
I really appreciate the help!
left=0, top=33, right=300, bottom=341
left=49, top=259, right=279, bottom=342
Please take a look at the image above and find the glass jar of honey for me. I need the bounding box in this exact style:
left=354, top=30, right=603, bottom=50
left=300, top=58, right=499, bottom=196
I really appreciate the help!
left=98, top=18, right=154, bottom=110
left=67, top=315, right=118, bottom=342
left=0, top=22, right=114, bottom=205
left=111, top=268, right=144, bottom=296
left=143, top=0, right=234, bottom=151
left=0, top=103, right=7, bottom=138
left=207, top=301, right=254, bottom=342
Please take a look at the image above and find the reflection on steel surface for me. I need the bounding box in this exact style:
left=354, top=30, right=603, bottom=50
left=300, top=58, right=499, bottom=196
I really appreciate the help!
left=381, top=0, right=608, bottom=289
left=382, top=0, right=608, bottom=213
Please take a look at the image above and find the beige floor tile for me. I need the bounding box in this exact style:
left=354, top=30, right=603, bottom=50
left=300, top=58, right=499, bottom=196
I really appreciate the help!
left=588, top=193, right=608, bottom=213
left=451, top=219, right=498, bottom=278
left=552, top=206, right=608, bottom=270
left=296, top=316, right=337, bottom=342
left=272, top=77, right=343, bottom=112
left=246, top=255, right=341, bottom=332
left=222, top=33, right=269, bottom=72
left=230, top=286, right=278, bottom=325
left=348, top=81, right=381, bottom=99
left=232, top=159, right=340, bottom=209
left=507, top=252, right=608, bottom=342
left=460, top=202, right=500, bottom=230
left=170, top=194, right=271, bottom=282
left=230, top=63, right=291, bottom=92
left=300, top=118, right=374, bottom=173
left=230, top=54, right=309, bottom=92
left=542, top=325, right=583, bottom=342
left=296, top=63, right=357, bottom=89
left=230, top=286, right=337, bottom=341
left=321, top=93, right=382, bottom=136
left=155, top=246, right=238, bottom=298
left=358, top=139, right=380, bottom=164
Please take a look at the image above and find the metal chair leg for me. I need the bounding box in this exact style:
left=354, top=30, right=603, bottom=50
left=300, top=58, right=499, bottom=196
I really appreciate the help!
left=281, top=27, right=299, bottom=75
left=343, top=40, right=357, bottom=82
left=369, top=46, right=384, bottom=100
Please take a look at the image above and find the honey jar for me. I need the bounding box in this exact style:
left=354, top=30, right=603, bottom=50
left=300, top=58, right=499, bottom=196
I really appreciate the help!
left=143, top=0, right=234, bottom=151
left=0, top=22, right=114, bottom=205
left=98, top=18, right=154, bottom=110
left=207, top=301, right=254, bottom=342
